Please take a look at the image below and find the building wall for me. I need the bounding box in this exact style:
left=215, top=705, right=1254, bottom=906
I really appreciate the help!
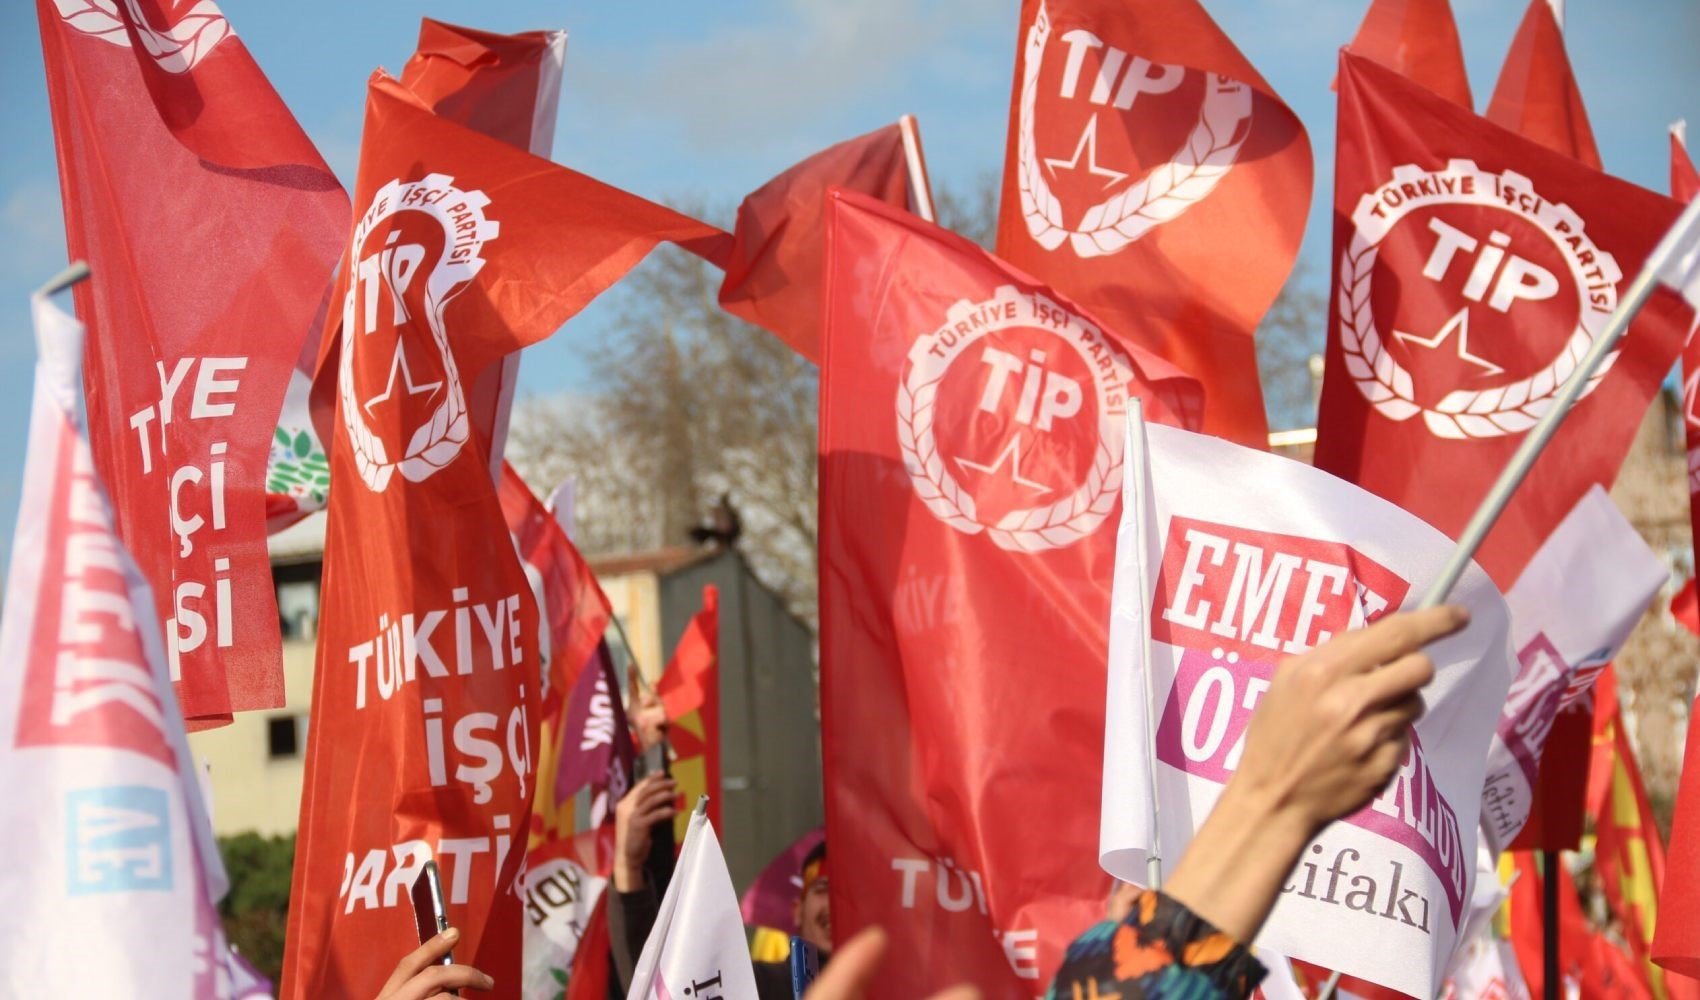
left=187, top=636, right=316, bottom=836
left=659, top=551, right=821, bottom=888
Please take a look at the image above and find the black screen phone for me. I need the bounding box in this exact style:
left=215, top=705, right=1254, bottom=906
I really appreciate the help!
left=410, top=860, right=452, bottom=966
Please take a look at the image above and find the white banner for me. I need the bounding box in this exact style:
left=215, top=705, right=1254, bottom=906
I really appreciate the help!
left=627, top=806, right=757, bottom=1000
left=0, top=295, right=244, bottom=998
left=523, top=856, right=607, bottom=999
left=1480, top=485, right=1666, bottom=852
left=1101, top=412, right=1513, bottom=999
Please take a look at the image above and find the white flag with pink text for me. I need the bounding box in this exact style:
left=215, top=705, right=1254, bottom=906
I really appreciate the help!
left=0, top=295, right=244, bottom=998
left=1101, top=411, right=1514, bottom=999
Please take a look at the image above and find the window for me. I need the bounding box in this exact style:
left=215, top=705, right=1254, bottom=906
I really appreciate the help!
left=267, top=715, right=300, bottom=759
left=277, top=579, right=320, bottom=641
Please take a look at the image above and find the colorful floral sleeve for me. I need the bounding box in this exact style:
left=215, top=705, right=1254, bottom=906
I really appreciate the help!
left=1047, top=890, right=1266, bottom=1000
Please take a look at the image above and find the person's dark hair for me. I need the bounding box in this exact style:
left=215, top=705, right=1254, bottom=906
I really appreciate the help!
left=801, top=841, right=827, bottom=876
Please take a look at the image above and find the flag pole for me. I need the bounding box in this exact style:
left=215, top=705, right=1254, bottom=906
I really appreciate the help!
left=899, top=115, right=936, bottom=223
left=35, top=261, right=90, bottom=298
left=1128, top=399, right=1164, bottom=890
left=1418, top=198, right=1700, bottom=609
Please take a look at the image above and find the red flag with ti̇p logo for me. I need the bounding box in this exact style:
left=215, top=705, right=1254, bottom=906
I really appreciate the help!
left=1314, top=53, right=1691, bottom=590
left=1340, top=0, right=1472, bottom=108
left=280, top=73, right=718, bottom=1000
left=995, top=0, right=1311, bottom=447
left=820, top=189, right=1201, bottom=995
left=37, top=0, right=349, bottom=724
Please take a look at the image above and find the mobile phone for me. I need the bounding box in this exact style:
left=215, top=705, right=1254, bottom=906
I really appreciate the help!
left=410, top=860, right=451, bottom=965
left=789, top=937, right=821, bottom=996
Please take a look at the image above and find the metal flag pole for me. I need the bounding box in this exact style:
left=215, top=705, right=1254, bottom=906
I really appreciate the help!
left=1321, top=200, right=1700, bottom=1000
left=899, top=114, right=937, bottom=223
left=35, top=261, right=90, bottom=299
left=1127, top=398, right=1164, bottom=890
left=1417, top=197, right=1700, bottom=610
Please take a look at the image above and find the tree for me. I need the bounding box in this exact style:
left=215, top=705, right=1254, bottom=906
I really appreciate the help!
left=218, top=832, right=295, bottom=984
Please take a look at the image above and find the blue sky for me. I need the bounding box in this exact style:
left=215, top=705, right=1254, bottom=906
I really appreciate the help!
left=0, top=0, right=1695, bottom=547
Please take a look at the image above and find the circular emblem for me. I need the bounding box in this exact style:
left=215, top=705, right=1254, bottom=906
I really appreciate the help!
left=339, top=174, right=498, bottom=493
left=897, top=286, right=1133, bottom=552
left=1338, top=160, right=1622, bottom=439
left=55, top=0, right=231, bottom=72
left=1015, top=0, right=1252, bottom=259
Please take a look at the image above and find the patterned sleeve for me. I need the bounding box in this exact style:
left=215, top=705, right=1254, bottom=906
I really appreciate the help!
left=1047, top=890, right=1266, bottom=1000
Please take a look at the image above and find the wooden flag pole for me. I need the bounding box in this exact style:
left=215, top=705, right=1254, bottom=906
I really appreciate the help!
left=899, top=115, right=936, bottom=223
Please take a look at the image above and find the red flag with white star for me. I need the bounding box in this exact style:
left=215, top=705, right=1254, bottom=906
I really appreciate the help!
left=280, top=72, right=718, bottom=1000
left=994, top=0, right=1311, bottom=447
left=820, top=188, right=1201, bottom=995
left=1314, top=53, right=1690, bottom=591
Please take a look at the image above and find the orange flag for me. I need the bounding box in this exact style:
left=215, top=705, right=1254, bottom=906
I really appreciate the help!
left=1589, top=672, right=1700, bottom=1000
left=1486, top=0, right=1601, bottom=170
left=994, top=0, right=1311, bottom=447
left=1340, top=0, right=1473, bottom=107
left=660, top=586, right=722, bottom=837
left=280, top=73, right=718, bottom=1000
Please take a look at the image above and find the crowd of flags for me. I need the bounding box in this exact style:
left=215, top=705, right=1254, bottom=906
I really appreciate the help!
left=3, top=0, right=1700, bottom=998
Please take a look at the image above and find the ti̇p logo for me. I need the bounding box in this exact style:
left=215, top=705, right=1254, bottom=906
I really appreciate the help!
left=897, top=286, right=1138, bottom=552
left=1338, top=160, right=1623, bottom=439
left=1014, top=0, right=1253, bottom=257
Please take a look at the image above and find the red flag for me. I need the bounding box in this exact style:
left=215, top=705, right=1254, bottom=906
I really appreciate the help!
left=563, top=891, right=613, bottom=1000
left=280, top=73, right=720, bottom=1000
left=1507, top=852, right=1593, bottom=999
left=717, top=125, right=911, bottom=361
left=274, top=19, right=572, bottom=535
left=1588, top=672, right=1700, bottom=1000
left=498, top=461, right=610, bottom=708
left=662, top=586, right=722, bottom=837
left=1340, top=0, right=1473, bottom=108
left=1673, top=578, right=1700, bottom=637
left=36, top=0, right=348, bottom=724
left=1486, top=0, right=1601, bottom=170
left=656, top=585, right=718, bottom=722
left=1314, top=52, right=1691, bottom=590
left=994, top=0, right=1311, bottom=446
left=401, top=20, right=568, bottom=483
left=819, top=189, right=1201, bottom=995
left=1656, top=693, right=1700, bottom=978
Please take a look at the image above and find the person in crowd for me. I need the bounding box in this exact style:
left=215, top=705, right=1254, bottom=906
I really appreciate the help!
left=375, top=605, right=1466, bottom=1000
left=749, top=841, right=832, bottom=997
left=607, top=772, right=680, bottom=994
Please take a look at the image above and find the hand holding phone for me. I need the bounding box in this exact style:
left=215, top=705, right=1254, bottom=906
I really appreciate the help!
left=410, top=860, right=452, bottom=966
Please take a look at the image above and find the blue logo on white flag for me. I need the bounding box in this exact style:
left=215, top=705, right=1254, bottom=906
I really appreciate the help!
left=65, top=786, right=173, bottom=895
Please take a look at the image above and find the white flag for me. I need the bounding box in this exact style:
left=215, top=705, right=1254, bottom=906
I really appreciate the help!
left=627, top=804, right=758, bottom=1000
left=0, top=294, right=243, bottom=997
left=523, top=857, right=608, bottom=999
left=1101, top=411, right=1514, bottom=999
left=1479, top=485, right=1666, bottom=852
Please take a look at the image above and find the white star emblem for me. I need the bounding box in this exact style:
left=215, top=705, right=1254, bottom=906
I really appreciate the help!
left=1394, top=307, right=1505, bottom=377
left=363, top=338, right=443, bottom=419
left=1043, top=114, right=1128, bottom=190
left=956, top=436, right=1053, bottom=496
